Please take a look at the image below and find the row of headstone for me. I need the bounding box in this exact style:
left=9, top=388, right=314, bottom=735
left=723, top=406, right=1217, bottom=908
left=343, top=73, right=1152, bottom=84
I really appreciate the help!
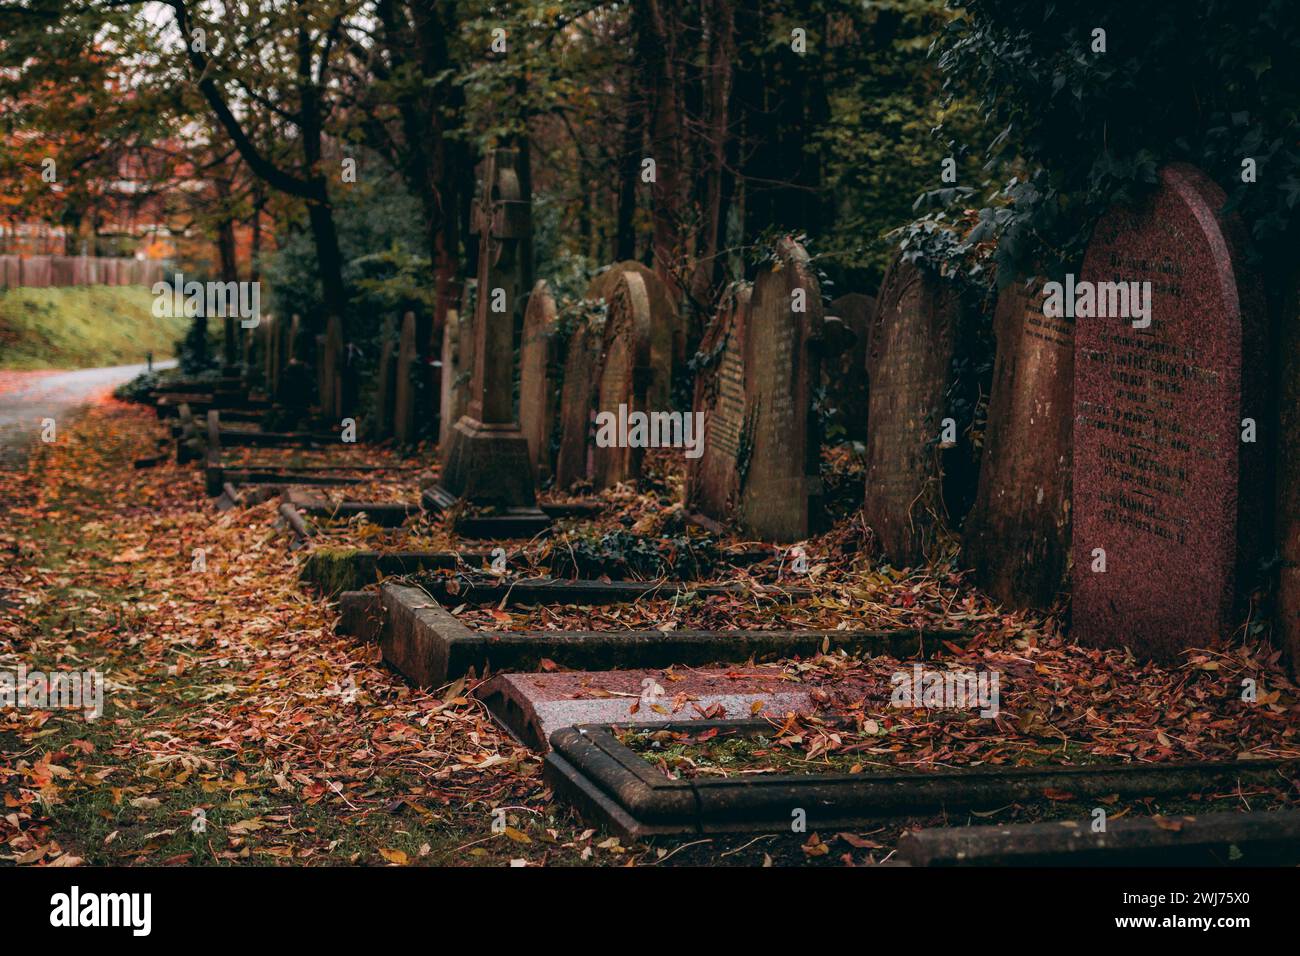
left=427, top=152, right=1295, bottom=676
left=544, top=262, right=678, bottom=491
left=961, top=163, right=1276, bottom=668
left=684, top=239, right=825, bottom=542
left=0, top=255, right=162, bottom=288
left=368, top=311, right=420, bottom=443
left=674, top=161, right=1286, bottom=673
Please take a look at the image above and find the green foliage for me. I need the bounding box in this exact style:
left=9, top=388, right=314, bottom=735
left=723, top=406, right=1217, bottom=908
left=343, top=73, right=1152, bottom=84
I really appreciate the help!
left=262, top=170, right=429, bottom=331
left=918, top=0, right=1300, bottom=288
left=176, top=317, right=220, bottom=376
left=0, top=286, right=186, bottom=370
left=813, top=0, right=990, bottom=293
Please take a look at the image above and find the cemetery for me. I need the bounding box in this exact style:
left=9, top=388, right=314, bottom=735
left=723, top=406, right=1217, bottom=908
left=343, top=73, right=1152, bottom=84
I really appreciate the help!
left=1, top=3, right=1299, bottom=906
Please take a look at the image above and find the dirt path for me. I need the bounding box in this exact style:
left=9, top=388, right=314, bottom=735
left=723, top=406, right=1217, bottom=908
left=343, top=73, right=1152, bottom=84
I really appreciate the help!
left=0, top=362, right=174, bottom=469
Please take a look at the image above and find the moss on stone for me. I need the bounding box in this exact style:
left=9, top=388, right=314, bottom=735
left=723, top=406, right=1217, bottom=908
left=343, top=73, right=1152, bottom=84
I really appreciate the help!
left=301, top=547, right=372, bottom=595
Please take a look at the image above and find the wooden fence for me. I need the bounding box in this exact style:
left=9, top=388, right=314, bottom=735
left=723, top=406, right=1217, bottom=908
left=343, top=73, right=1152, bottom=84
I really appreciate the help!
left=0, top=255, right=165, bottom=289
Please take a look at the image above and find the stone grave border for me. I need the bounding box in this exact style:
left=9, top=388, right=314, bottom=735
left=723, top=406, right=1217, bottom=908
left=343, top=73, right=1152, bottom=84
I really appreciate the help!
left=477, top=670, right=817, bottom=752
left=373, top=579, right=969, bottom=688
left=300, top=542, right=785, bottom=596
left=279, top=487, right=421, bottom=527
left=202, top=410, right=343, bottom=495
left=544, top=718, right=1299, bottom=841
left=273, top=491, right=603, bottom=546
left=897, top=810, right=1300, bottom=867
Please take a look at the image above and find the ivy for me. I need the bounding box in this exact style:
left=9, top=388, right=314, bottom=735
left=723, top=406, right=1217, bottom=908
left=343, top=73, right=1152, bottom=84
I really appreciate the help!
left=907, top=0, right=1300, bottom=292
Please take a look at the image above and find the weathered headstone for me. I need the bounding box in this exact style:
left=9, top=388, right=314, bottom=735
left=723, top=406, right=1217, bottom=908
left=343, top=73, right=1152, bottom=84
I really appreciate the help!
left=261, top=314, right=276, bottom=391
left=555, top=315, right=601, bottom=490
left=519, top=281, right=560, bottom=483
left=687, top=283, right=751, bottom=521
left=1073, top=163, right=1266, bottom=660
left=863, top=256, right=964, bottom=566
left=393, top=311, right=417, bottom=444
left=963, top=277, right=1073, bottom=609
left=1281, top=276, right=1300, bottom=678
left=373, top=315, right=397, bottom=439
left=592, top=270, right=653, bottom=489
left=321, top=315, right=343, bottom=419
left=739, top=239, right=824, bottom=541
left=588, top=261, right=679, bottom=409
left=825, top=293, right=875, bottom=441
left=437, top=308, right=469, bottom=449
left=435, top=149, right=542, bottom=512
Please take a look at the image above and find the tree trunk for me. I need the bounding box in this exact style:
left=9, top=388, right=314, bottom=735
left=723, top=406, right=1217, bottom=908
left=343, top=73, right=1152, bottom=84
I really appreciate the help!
left=688, top=0, right=736, bottom=340
left=616, top=59, right=643, bottom=262
left=635, top=0, right=686, bottom=299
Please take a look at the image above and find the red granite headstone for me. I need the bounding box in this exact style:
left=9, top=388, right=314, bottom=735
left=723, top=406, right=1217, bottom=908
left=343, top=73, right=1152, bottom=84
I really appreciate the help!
left=864, top=255, right=963, bottom=565
left=1073, top=163, right=1266, bottom=660
left=520, top=280, right=560, bottom=483
left=963, top=277, right=1074, bottom=609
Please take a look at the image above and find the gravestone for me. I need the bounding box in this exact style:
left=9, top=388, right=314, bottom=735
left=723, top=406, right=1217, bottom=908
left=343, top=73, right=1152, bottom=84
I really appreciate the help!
left=438, top=309, right=469, bottom=448
left=1073, top=163, right=1266, bottom=660
left=739, top=238, right=824, bottom=542
left=519, top=281, right=560, bottom=483
left=275, top=314, right=310, bottom=423
left=555, top=316, right=601, bottom=490
left=373, top=315, right=397, bottom=439
left=863, top=255, right=964, bottom=566
left=589, top=261, right=679, bottom=409
left=592, top=270, right=653, bottom=489
left=393, top=311, right=417, bottom=444
left=261, top=314, right=277, bottom=391
left=963, top=277, right=1073, bottom=609
left=1281, top=276, right=1300, bottom=678
left=826, top=293, right=875, bottom=441
left=687, top=283, right=751, bottom=521
left=435, top=149, right=541, bottom=510
left=321, top=315, right=343, bottom=419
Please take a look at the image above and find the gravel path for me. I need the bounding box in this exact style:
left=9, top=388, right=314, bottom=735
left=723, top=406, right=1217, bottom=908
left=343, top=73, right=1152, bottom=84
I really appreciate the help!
left=0, top=361, right=175, bottom=469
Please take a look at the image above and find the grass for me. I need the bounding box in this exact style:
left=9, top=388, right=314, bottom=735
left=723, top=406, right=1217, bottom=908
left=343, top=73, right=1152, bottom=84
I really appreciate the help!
left=0, top=286, right=186, bottom=369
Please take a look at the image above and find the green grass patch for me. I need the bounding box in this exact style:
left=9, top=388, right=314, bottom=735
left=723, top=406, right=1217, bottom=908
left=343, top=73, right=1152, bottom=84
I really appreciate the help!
left=0, top=286, right=185, bottom=369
